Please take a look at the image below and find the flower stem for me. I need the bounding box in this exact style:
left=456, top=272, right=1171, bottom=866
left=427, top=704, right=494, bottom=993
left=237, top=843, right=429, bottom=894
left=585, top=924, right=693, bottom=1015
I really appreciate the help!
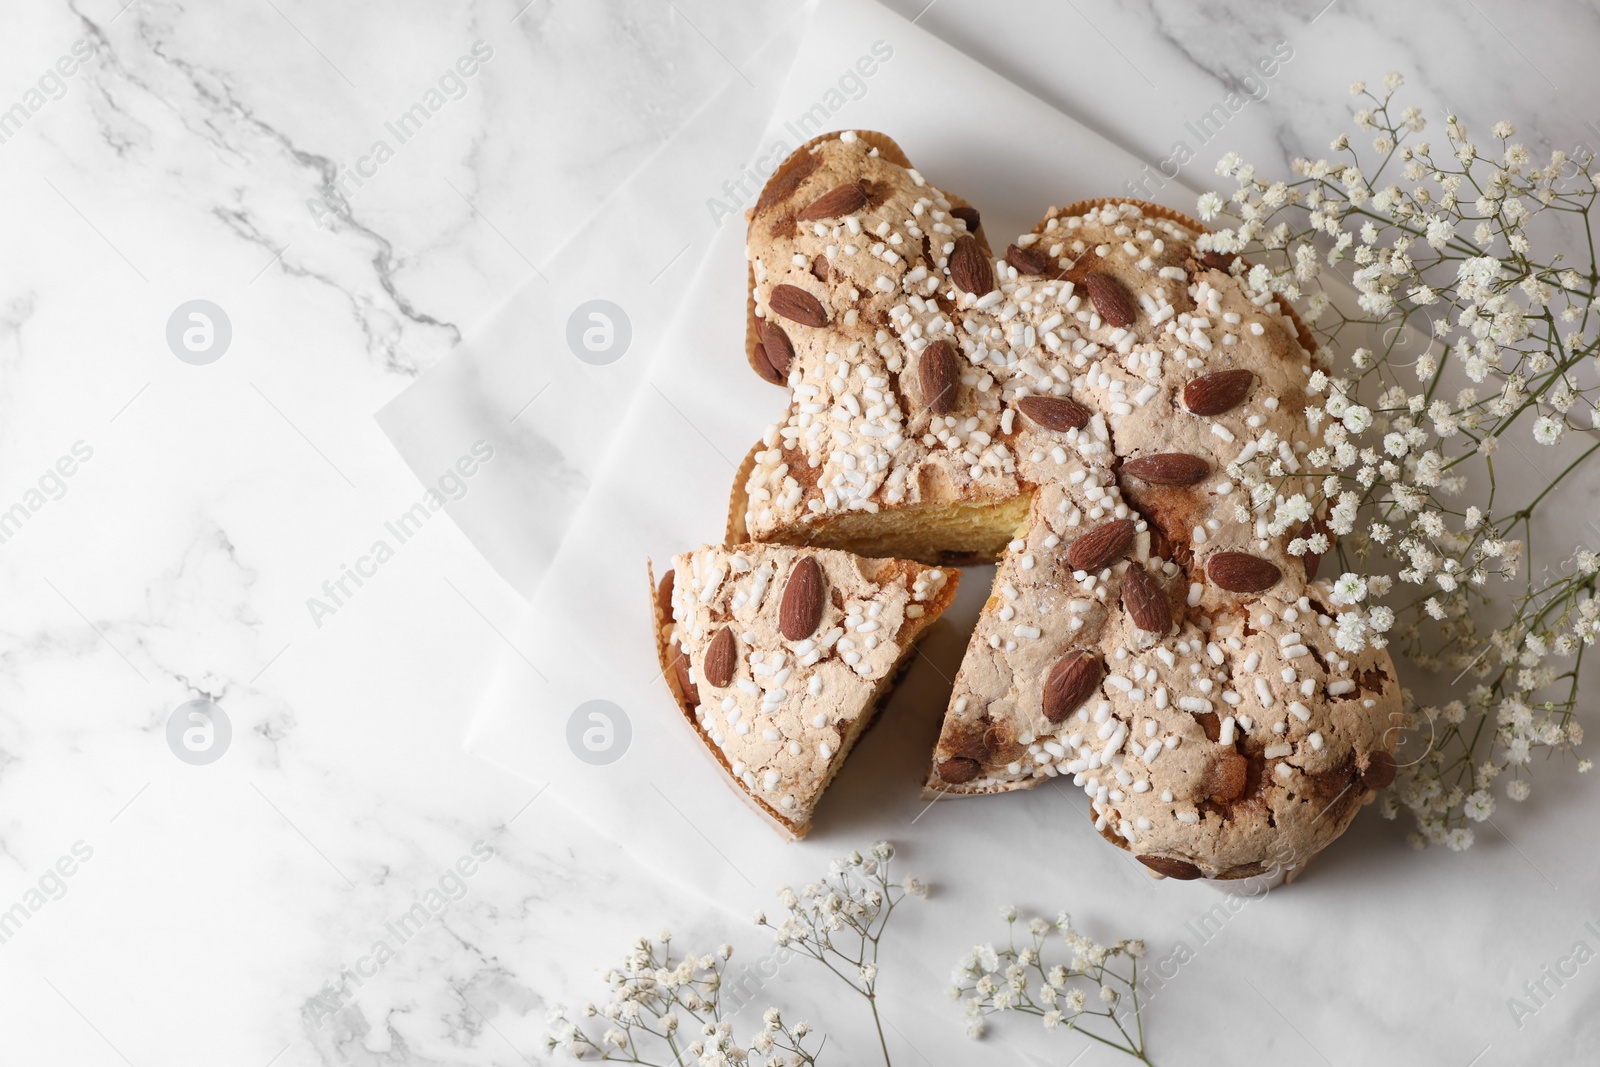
left=868, top=994, right=892, bottom=1067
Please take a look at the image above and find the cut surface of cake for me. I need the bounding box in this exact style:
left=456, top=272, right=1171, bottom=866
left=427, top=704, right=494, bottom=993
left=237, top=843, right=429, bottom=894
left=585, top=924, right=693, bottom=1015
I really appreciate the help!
left=652, top=543, right=957, bottom=840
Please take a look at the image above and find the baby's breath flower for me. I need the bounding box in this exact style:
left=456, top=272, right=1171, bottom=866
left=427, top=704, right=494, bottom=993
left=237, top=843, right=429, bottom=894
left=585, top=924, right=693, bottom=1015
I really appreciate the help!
left=1331, top=573, right=1369, bottom=605
left=1198, top=73, right=1593, bottom=850
left=553, top=845, right=927, bottom=1065
left=1463, top=791, right=1495, bottom=821
left=956, top=908, right=1152, bottom=1059
left=1335, top=612, right=1369, bottom=652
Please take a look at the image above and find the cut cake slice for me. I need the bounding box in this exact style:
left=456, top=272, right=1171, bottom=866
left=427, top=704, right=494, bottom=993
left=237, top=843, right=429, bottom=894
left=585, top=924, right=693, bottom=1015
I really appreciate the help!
left=651, top=542, right=957, bottom=839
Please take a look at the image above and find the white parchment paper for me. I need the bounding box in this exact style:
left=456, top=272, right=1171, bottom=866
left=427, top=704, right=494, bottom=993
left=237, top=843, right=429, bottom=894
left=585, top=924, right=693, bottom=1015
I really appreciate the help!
left=377, top=2, right=1598, bottom=1059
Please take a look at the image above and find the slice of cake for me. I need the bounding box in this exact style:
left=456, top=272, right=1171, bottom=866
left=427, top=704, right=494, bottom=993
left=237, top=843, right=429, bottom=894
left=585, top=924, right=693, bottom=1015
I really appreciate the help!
left=651, top=543, right=957, bottom=839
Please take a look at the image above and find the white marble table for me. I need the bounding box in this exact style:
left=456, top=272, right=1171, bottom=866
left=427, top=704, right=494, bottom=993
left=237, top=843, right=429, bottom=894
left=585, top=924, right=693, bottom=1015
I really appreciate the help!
left=3, top=1, right=1596, bottom=1064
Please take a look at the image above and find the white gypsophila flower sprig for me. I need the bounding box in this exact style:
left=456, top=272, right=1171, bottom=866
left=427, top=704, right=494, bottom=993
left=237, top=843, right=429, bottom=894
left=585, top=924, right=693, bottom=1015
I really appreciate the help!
left=756, top=841, right=926, bottom=1066
left=950, top=908, right=1152, bottom=1064
left=545, top=933, right=823, bottom=1066
left=1198, top=73, right=1594, bottom=850
left=550, top=842, right=928, bottom=1066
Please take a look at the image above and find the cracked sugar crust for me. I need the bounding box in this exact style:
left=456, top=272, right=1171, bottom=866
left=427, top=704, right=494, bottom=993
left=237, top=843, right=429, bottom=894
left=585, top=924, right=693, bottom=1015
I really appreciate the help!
left=654, top=543, right=956, bottom=838
left=734, top=131, right=1402, bottom=878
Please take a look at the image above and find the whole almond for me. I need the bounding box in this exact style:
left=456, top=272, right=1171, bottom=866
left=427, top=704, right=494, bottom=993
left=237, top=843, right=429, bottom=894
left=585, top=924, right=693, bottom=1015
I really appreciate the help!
left=1206, top=750, right=1249, bottom=802
left=1199, top=250, right=1239, bottom=273
left=671, top=645, right=700, bottom=707
left=1121, top=452, right=1210, bottom=486
left=1121, top=565, right=1172, bottom=634
left=779, top=556, right=826, bottom=640
left=919, top=340, right=961, bottom=414
left=1042, top=650, right=1103, bottom=723
left=1061, top=249, right=1100, bottom=284
left=1067, top=519, right=1136, bottom=573
left=797, top=181, right=868, bottom=221
left=1360, top=750, right=1398, bottom=791
left=1005, top=242, right=1049, bottom=275
left=1016, top=394, right=1091, bottom=432
left=754, top=150, right=820, bottom=214
left=949, top=234, right=995, bottom=296
left=702, top=627, right=736, bottom=688
left=948, top=728, right=993, bottom=764
left=1183, top=369, right=1254, bottom=416
left=1205, top=551, right=1282, bottom=593
left=760, top=320, right=794, bottom=377
left=810, top=254, right=830, bottom=282
left=936, top=756, right=981, bottom=784
left=752, top=343, right=783, bottom=384
left=1084, top=271, right=1136, bottom=328
left=950, top=206, right=981, bottom=232
left=769, top=283, right=828, bottom=327
left=1137, top=855, right=1202, bottom=880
